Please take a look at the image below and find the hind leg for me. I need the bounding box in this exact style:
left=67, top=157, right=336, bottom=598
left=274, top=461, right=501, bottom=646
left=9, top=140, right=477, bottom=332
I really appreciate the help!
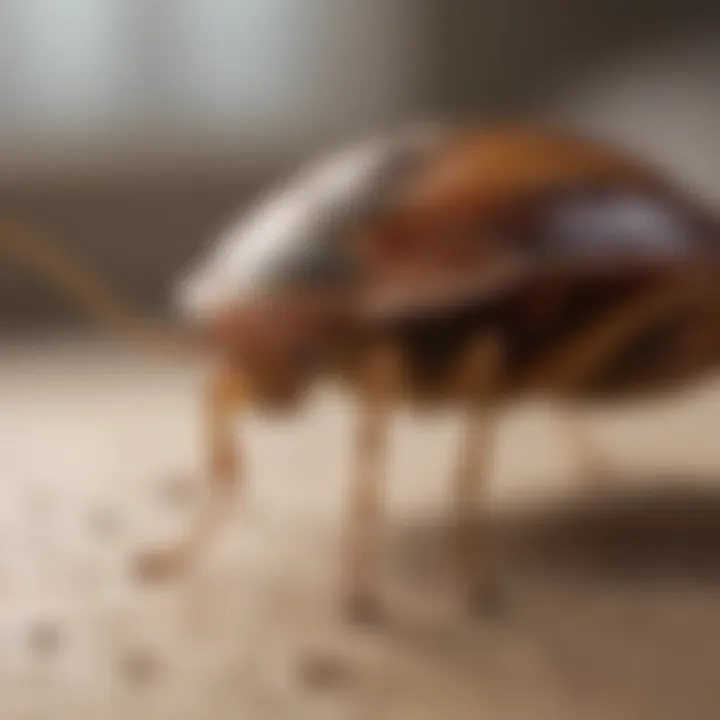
left=521, top=282, right=702, bottom=488
left=137, top=365, right=246, bottom=579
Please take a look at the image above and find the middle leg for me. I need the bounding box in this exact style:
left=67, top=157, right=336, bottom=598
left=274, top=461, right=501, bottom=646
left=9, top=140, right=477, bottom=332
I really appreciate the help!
left=450, top=334, right=502, bottom=609
left=342, top=343, right=402, bottom=622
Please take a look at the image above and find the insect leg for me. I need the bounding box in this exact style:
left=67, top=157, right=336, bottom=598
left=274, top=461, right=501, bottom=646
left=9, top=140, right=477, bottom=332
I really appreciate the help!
left=136, top=365, right=246, bottom=580
left=451, top=334, right=502, bottom=610
left=343, top=343, right=402, bottom=623
left=520, top=281, right=700, bottom=392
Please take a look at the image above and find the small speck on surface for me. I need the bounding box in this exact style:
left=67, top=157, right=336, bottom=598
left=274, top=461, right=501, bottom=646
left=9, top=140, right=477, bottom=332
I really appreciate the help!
left=297, top=651, right=354, bottom=692
left=28, top=620, right=63, bottom=659
left=88, top=506, right=122, bottom=542
left=158, top=473, right=195, bottom=510
left=119, top=647, right=163, bottom=687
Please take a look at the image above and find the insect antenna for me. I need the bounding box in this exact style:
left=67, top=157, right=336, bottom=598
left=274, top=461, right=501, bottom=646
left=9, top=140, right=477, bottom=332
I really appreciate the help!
left=0, top=215, right=199, bottom=359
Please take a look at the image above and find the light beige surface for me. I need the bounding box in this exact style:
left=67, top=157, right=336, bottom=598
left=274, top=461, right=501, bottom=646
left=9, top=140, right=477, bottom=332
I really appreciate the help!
left=1, top=338, right=720, bottom=720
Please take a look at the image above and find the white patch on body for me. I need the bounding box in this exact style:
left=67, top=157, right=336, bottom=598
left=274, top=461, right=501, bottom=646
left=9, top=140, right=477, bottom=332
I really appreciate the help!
left=176, top=124, right=446, bottom=321
left=549, top=193, right=688, bottom=257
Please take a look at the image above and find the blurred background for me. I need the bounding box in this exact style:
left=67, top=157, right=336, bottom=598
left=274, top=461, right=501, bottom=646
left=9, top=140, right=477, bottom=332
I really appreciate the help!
left=1, top=2, right=720, bottom=719
left=1, top=0, right=719, bottom=328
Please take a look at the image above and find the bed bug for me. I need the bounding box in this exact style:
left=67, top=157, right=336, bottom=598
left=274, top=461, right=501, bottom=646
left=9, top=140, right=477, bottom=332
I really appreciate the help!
left=2, top=123, right=719, bottom=620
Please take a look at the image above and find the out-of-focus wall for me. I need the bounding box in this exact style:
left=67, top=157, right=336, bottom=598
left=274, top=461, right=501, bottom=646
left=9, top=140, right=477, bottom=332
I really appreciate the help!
left=0, top=0, right=437, bottom=175
left=545, top=24, right=720, bottom=203
left=0, top=0, right=718, bottom=328
left=0, top=0, right=438, bottom=327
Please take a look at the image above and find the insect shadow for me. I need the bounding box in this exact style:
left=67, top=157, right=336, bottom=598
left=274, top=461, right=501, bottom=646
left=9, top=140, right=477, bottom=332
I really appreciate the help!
left=389, top=474, right=720, bottom=590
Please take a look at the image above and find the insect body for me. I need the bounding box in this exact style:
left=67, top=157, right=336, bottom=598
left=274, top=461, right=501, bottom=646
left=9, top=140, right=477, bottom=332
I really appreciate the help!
left=3, top=124, right=719, bottom=619
left=168, top=125, right=720, bottom=618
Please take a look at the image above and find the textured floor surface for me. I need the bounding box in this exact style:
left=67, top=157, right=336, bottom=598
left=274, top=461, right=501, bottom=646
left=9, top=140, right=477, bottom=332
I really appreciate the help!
left=1, top=337, right=720, bottom=719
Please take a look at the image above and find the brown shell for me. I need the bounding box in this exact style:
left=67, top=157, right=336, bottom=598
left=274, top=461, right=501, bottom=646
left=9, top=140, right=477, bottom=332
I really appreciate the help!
left=354, top=126, right=720, bottom=402
left=359, top=125, right=694, bottom=279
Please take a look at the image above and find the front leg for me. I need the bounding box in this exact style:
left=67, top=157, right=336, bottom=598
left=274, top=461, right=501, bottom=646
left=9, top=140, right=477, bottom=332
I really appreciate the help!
left=137, top=365, right=246, bottom=580
left=343, top=343, right=401, bottom=623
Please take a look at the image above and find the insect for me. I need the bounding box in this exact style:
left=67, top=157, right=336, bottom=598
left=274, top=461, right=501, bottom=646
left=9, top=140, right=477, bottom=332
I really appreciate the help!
left=2, top=123, right=719, bottom=621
